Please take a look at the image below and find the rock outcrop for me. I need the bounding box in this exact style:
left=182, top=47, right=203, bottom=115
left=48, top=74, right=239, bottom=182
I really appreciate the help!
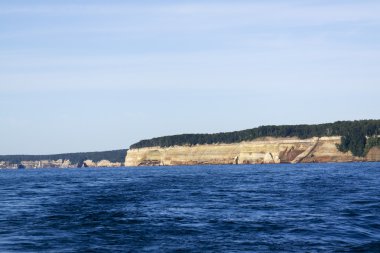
left=0, top=159, right=124, bottom=169
left=366, top=147, right=380, bottom=161
left=20, top=159, right=73, bottom=169
left=91, top=159, right=122, bottom=167
left=125, top=136, right=380, bottom=166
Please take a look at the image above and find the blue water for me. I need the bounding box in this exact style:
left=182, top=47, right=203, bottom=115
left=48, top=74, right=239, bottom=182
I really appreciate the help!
left=0, top=163, right=380, bottom=252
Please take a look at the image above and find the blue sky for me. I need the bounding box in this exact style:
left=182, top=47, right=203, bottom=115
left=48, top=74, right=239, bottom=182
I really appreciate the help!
left=1, top=0, right=380, bottom=154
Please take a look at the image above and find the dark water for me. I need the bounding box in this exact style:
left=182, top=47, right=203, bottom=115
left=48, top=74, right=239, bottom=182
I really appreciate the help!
left=1, top=163, right=380, bottom=252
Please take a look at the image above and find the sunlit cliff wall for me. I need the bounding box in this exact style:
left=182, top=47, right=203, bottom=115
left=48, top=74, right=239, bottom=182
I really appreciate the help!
left=125, top=136, right=379, bottom=166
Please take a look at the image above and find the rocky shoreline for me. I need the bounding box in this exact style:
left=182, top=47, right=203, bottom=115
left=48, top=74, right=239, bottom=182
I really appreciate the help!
left=0, top=159, right=123, bottom=169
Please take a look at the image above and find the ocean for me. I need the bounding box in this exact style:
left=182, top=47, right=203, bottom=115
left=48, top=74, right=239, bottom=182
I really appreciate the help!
left=0, top=163, right=379, bottom=252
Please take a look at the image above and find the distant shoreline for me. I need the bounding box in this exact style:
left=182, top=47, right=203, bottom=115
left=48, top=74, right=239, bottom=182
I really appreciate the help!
left=2, top=120, right=380, bottom=169
left=0, top=149, right=127, bottom=169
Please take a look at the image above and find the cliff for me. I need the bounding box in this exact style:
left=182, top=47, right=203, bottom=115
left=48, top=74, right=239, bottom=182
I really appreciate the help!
left=82, top=159, right=122, bottom=168
left=0, top=159, right=123, bottom=169
left=125, top=136, right=380, bottom=166
left=0, top=149, right=127, bottom=169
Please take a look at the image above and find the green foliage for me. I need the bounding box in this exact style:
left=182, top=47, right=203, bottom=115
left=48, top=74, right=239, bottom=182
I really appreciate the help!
left=0, top=149, right=128, bottom=164
left=130, top=120, right=380, bottom=157
left=364, top=137, right=380, bottom=155
left=337, top=130, right=367, bottom=157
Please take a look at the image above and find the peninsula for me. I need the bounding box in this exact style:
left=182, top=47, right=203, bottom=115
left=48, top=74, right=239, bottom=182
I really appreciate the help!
left=125, top=120, right=380, bottom=166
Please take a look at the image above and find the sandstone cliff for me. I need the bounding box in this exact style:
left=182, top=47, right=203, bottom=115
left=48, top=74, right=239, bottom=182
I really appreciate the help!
left=125, top=136, right=380, bottom=166
left=82, top=159, right=122, bottom=167
left=0, top=159, right=123, bottom=169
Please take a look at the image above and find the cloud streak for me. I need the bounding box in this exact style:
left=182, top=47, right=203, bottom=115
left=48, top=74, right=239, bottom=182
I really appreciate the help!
left=1, top=1, right=380, bottom=153
left=1, top=2, right=380, bottom=24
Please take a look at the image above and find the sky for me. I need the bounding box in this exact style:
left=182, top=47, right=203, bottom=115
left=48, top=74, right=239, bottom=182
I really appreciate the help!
left=1, top=0, right=380, bottom=154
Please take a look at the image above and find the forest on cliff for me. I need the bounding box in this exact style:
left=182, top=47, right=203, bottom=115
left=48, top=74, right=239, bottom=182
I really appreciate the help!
left=0, top=149, right=128, bottom=164
left=130, top=120, right=380, bottom=157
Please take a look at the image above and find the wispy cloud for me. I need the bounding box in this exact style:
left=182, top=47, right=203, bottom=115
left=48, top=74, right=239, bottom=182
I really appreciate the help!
left=1, top=1, right=379, bottom=93
left=1, top=1, right=380, bottom=153
left=1, top=2, right=380, bottom=24
left=2, top=1, right=379, bottom=45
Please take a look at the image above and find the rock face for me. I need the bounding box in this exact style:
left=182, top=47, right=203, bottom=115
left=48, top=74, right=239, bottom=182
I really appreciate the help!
left=89, top=159, right=122, bottom=167
left=125, top=136, right=380, bottom=166
left=0, top=159, right=123, bottom=169
left=83, top=160, right=97, bottom=167
left=20, top=159, right=73, bottom=169
left=366, top=147, right=380, bottom=161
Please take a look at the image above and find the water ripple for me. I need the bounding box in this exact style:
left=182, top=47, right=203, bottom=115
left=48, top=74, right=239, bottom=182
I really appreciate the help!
left=0, top=163, right=380, bottom=252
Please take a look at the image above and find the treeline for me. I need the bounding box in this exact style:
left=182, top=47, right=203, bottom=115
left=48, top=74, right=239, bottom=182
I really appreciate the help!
left=130, top=120, right=380, bottom=157
left=0, top=149, right=128, bottom=164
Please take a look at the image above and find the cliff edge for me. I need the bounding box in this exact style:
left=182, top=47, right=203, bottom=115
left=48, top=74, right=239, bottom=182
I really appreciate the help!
left=125, top=136, right=379, bottom=166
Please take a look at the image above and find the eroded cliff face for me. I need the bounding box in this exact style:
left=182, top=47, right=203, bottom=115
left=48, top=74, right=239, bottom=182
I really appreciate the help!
left=82, top=159, right=122, bottom=168
left=0, top=159, right=123, bottom=169
left=125, top=136, right=380, bottom=166
left=366, top=147, right=380, bottom=161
